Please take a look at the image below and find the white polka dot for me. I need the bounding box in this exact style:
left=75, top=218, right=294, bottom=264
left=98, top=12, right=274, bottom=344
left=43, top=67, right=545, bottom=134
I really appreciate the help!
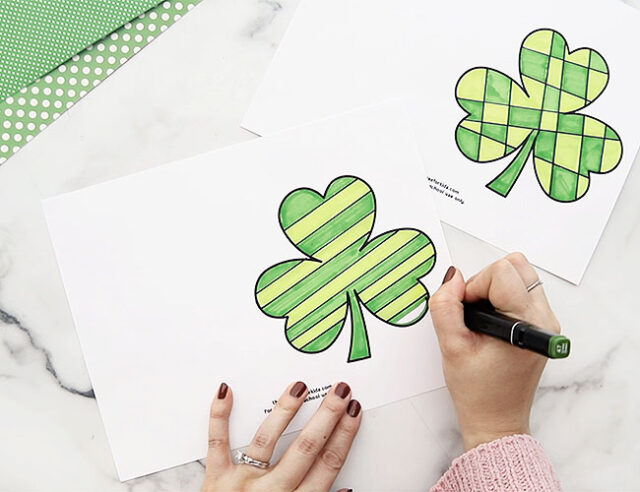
left=136, top=22, right=144, bottom=30
left=69, top=78, right=77, bottom=86
left=20, top=87, right=27, bottom=94
left=111, top=33, right=119, bottom=41
left=53, top=113, right=60, bottom=120
left=84, top=54, right=92, bottom=62
left=4, top=109, right=12, bottom=117
left=0, top=145, right=8, bottom=153
left=43, top=87, right=52, bottom=95
left=135, top=34, right=143, bottom=42
left=17, top=98, right=25, bottom=105
left=70, top=65, right=79, bottom=74
left=66, top=102, right=74, bottom=109
left=96, top=55, right=104, bottom=63
left=147, top=35, right=155, bottom=42
left=42, top=100, right=51, bottom=108
left=120, top=57, right=128, bottom=64
left=14, top=134, right=22, bottom=142
left=45, top=75, right=53, bottom=83
left=41, top=111, right=49, bottom=119
left=30, top=98, right=38, bottom=106
left=28, top=110, right=36, bottom=118
left=123, top=33, right=131, bottom=41
left=174, top=14, right=182, bottom=21
left=27, top=123, right=35, bottom=131
left=163, top=1, right=170, bottom=7
left=108, top=56, right=116, bottom=64
left=161, top=13, right=170, bottom=21
left=121, top=45, right=130, bottom=53
left=97, top=44, right=105, bottom=52
left=160, top=25, right=168, bottom=32
left=109, top=45, right=117, bottom=53
left=93, top=80, right=100, bottom=87
left=67, top=89, right=76, bottom=97
left=56, top=76, right=65, bottom=84
left=12, top=146, right=20, bottom=153
left=56, top=89, right=64, bottom=97
left=80, top=90, right=88, bottom=97
left=59, top=65, right=67, bottom=73
left=0, top=158, right=6, bottom=164
left=31, top=87, right=40, bottom=95
left=54, top=101, right=63, bottom=109
left=175, top=2, right=183, bottom=9
left=134, top=46, right=141, bottom=53
left=106, top=69, right=114, bottom=76
left=125, top=22, right=132, bottom=30
left=26, top=135, right=33, bottom=142
left=81, top=79, right=89, bottom=87
left=82, top=67, right=91, bottom=75
left=15, top=122, right=23, bottom=130
left=188, top=4, right=194, bottom=10
left=150, top=12, right=158, bottom=19
left=1, top=134, right=9, bottom=141
left=39, top=124, right=47, bottom=131
left=16, top=110, right=24, bottom=117
left=72, top=54, right=80, bottom=62
left=5, top=97, right=13, bottom=104
left=2, top=122, right=10, bottom=129
left=94, top=67, right=103, bottom=75
left=148, top=24, right=156, bottom=32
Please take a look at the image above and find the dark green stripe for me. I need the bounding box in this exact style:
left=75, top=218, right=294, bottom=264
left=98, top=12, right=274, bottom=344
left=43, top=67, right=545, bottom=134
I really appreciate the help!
left=299, top=322, right=343, bottom=352
left=285, top=234, right=429, bottom=339
left=256, top=260, right=302, bottom=292
left=389, top=293, right=428, bottom=325
left=365, top=255, right=434, bottom=313
left=296, top=193, right=373, bottom=253
left=281, top=177, right=356, bottom=229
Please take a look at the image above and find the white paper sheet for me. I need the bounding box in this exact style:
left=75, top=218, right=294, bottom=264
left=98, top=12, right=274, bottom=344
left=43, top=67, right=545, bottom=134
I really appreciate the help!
left=43, top=103, right=450, bottom=481
left=242, top=0, right=640, bottom=284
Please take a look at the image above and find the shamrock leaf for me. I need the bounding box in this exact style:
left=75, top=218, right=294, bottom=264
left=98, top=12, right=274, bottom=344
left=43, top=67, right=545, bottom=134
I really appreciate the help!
left=455, top=29, right=623, bottom=202
left=255, top=176, right=437, bottom=362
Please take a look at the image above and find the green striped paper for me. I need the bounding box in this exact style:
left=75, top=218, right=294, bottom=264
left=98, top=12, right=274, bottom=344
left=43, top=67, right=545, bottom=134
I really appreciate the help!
left=255, top=176, right=437, bottom=363
left=0, top=0, right=201, bottom=165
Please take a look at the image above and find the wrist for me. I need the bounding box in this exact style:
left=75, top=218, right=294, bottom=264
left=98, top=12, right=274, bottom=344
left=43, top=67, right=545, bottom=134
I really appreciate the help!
left=461, top=426, right=530, bottom=451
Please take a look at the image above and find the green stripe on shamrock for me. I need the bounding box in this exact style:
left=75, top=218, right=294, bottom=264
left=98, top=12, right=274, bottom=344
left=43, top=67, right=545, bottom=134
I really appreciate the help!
left=254, top=176, right=437, bottom=362
left=455, top=29, right=623, bottom=202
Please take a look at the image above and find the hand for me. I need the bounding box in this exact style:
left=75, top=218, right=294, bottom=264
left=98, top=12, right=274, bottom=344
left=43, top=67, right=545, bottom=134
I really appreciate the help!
left=428, top=253, right=561, bottom=451
left=202, top=381, right=361, bottom=492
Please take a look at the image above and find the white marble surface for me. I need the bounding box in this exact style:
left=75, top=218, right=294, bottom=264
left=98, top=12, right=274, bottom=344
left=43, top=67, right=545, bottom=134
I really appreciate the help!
left=1, top=0, right=639, bottom=490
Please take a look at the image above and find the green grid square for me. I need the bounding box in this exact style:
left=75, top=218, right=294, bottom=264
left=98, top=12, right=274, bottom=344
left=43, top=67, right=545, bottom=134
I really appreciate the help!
left=557, top=114, right=584, bottom=135
left=561, top=63, right=589, bottom=99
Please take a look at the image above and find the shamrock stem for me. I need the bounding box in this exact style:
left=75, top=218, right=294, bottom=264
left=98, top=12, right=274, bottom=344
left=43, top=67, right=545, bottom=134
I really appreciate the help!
left=347, top=290, right=371, bottom=362
left=487, top=130, right=538, bottom=197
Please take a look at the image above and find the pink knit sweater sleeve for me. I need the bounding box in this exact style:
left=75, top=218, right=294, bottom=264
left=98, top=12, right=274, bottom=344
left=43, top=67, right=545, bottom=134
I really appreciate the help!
left=430, top=434, right=562, bottom=492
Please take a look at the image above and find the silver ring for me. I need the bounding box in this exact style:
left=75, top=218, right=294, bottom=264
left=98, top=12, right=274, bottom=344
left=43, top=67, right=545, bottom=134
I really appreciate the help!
left=526, top=279, right=543, bottom=292
left=236, top=450, right=270, bottom=469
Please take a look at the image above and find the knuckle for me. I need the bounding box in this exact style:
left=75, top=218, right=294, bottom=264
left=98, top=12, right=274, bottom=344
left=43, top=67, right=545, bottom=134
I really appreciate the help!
left=209, top=407, right=228, bottom=420
left=323, top=399, right=345, bottom=415
left=320, top=447, right=346, bottom=471
left=441, top=337, right=465, bottom=358
left=207, top=437, right=228, bottom=449
left=296, top=436, right=322, bottom=457
left=275, top=400, right=298, bottom=417
left=492, top=258, right=513, bottom=274
left=251, top=432, right=272, bottom=450
left=506, top=252, right=529, bottom=266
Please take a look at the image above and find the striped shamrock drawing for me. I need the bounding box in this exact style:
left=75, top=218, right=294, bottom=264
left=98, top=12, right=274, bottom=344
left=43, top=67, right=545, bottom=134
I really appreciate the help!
left=255, top=176, right=437, bottom=362
left=455, top=29, right=623, bottom=202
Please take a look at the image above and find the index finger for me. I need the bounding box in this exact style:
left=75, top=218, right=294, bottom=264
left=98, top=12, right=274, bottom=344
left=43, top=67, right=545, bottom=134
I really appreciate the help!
left=464, top=258, right=531, bottom=316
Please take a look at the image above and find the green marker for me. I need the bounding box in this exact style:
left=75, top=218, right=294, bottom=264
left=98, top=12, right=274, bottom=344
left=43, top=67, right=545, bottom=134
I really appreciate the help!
left=463, top=301, right=571, bottom=359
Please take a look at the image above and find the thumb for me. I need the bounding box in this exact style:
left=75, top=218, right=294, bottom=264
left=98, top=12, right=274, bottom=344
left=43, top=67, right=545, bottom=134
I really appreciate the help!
left=429, top=266, right=472, bottom=356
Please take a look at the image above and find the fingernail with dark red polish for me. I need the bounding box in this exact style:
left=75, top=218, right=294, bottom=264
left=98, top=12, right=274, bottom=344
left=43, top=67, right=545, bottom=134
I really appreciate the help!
left=347, top=399, right=361, bottom=417
left=290, top=381, right=307, bottom=398
left=218, top=382, right=228, bottom=399
left=442, top=266, right=456, bottom=284
left=334, top=382, right=351, bottom=399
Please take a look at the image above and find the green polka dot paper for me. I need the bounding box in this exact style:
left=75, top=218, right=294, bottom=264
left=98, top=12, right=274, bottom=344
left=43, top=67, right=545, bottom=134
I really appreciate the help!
left=0, top=0, right=161, bottom=102
left=0, top=0, right=201, bottom=165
